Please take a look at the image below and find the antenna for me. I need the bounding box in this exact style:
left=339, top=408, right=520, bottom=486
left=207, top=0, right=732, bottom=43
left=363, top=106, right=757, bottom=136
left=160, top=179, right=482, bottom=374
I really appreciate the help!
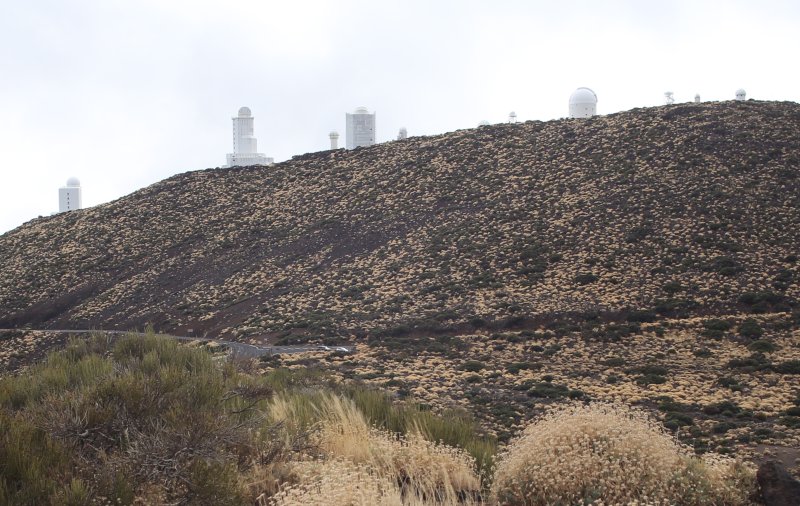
left=508, top=111, right=517, bottom=123
left=664, top=92, right=675, bottom=105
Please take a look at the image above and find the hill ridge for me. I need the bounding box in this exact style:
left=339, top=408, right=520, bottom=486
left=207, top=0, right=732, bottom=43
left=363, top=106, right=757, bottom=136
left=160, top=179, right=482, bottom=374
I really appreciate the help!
left=1, top=100, right=798, bottom=341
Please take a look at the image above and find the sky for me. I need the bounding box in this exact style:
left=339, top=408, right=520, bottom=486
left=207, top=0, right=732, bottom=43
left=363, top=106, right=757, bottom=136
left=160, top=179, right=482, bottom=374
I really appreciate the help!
left=1, top=0, right=798, bottom=234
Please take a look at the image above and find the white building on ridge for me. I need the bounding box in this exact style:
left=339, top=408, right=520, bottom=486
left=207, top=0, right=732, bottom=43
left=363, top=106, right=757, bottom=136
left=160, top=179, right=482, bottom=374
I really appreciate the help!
left=58, top=177, right=82, bottom=213
left=569, top=88, right=598, bottom=118
left=346, top=107, right=376, bottom=149
left=225, top=106, right=273, bottom=167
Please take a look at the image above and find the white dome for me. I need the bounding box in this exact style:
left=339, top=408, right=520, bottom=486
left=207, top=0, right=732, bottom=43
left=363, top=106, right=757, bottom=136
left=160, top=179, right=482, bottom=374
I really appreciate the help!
left=329, top=130, right=339, bottom=137
left=66, top=177, right=81, bottom=187
left=353, top=106, right=370, bottom=114
left=569, top=87, right=598, bottom=105
left=735, top=89, right=746, bottom=100
left=238, top=106, right=252, bottom=117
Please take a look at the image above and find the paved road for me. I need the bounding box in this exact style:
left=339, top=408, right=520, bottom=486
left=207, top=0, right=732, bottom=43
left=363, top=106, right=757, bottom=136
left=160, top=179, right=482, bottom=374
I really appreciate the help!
left=0, top=328, right=355, bottom=359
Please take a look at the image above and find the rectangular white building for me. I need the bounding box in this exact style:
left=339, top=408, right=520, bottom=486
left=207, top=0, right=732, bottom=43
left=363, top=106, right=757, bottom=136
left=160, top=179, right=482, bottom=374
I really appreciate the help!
left=58, top=178, right=82, bottom=213
left=346, top=107, right=376, bottom=149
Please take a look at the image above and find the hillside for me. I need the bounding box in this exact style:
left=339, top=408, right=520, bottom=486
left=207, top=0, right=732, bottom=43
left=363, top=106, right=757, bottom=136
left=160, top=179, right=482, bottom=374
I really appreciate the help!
left=0, top=101, right=799, bottom=341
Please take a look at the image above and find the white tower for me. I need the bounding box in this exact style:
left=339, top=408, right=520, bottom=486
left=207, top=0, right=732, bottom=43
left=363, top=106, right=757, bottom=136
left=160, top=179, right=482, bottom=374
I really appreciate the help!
left=345, top=107, right=376, bottom=149
left=58, top=177, right=82, bottom=213
left=508, top=111, right=518, bottom=123
left=329, top=131, right=339, bottom=149
left=664, top=92, right=675, bottom=105
left=397, top=127, right=407, bottom=140
left=225, top=106, right=273, bottom=167
left=735, top=89, right=746, bottom=101
left=694, top=94, right=701, bottom=103
left=569, top=88, right=597, bottom=118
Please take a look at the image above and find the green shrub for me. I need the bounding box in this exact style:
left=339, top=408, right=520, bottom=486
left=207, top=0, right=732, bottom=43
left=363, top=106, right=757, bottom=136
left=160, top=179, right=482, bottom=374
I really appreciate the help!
left=718, top=376, right=743, bottom=391
left=727, top=353, right=771, bottom=372
left=506, top=362, right=539, bottom=374
left=703, top=256, right=743, bottom=276
left=575, top=272, right=599, bottom=284
left=775, top=360, right=800, bottom=374
left=747, top=340, right=776, bottom=353
left=703, top=401, right=742, bottom=417
left=738, top=319, right=763, bottom=339
left=702, top=319, right=732, bottom=339
left=461, top=360, right=485, bottom=372
left=0, top=413, right=69, bottom=505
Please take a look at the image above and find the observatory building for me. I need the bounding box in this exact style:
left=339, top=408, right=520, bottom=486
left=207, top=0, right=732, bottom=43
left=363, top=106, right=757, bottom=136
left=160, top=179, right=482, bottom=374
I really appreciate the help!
left=225, top=107, right=273, bottom=167
left=346, top=107, right=376, bottom=149
left=58, top=177, right=82, bottom=213
left=569, top=88, right=598, bottom=118
left=735, top=89, right=747, bottom=101
left=329, top=131, right=340, bottom=149
left=397, top=127, right=408, bottom=140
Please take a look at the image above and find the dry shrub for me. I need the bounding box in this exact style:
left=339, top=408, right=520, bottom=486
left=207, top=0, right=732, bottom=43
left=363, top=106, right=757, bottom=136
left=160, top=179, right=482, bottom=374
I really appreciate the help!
left=491, top=402, right=755, bottom=506
left=268, top=459, right=404, bottom=506
left=267, top=394, right=481, bottom=505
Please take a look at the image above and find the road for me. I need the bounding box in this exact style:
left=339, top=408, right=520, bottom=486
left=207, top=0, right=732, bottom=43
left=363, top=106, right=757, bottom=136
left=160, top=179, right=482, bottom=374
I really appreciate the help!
left=0, top=328, right=355, bottom=359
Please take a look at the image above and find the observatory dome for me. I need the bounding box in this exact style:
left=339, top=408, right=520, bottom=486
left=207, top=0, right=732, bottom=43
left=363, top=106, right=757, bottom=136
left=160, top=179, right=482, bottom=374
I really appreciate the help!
left=353, top=106, right=370, bottom=114
left=569, top=88, right=598, bottom=118
left=569, top=88, right=597, bottom=106
left=735, top=89, right=746, bottom=101
left=238, top=106, right=252, bottom=117
left=66, top=177, right=81, bottom=187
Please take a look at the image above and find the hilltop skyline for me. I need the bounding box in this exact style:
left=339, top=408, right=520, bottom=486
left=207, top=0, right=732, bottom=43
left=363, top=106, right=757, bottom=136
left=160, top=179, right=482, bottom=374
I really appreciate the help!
left=1, top=0, right=799, bottom=234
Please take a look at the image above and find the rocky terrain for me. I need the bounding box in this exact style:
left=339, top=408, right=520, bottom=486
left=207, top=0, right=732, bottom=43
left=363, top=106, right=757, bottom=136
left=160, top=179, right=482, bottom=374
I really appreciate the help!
left=0, top=100, right=798, bottom=343
left=1, top=101, right=800, bottom=496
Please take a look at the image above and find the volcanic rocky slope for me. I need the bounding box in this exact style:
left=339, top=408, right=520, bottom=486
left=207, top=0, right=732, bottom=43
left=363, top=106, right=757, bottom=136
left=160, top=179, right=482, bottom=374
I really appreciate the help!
left=0, top=100, right=798, bottom=341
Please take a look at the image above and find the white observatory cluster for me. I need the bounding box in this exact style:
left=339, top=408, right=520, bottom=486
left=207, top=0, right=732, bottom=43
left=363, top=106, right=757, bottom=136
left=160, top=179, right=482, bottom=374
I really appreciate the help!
left=220, top=86, right=750, bottom=166
left=224, top=107, right=273, bottom=167
left=58, top=177, right=82, bottom=213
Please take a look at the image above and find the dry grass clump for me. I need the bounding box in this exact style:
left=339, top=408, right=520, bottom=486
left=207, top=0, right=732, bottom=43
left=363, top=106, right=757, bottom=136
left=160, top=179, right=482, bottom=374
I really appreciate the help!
left=267, top=394, right=481, bottom=505
left=491, top=402, right=755, bottom=506
left=267, top=459, right=404, bottom=506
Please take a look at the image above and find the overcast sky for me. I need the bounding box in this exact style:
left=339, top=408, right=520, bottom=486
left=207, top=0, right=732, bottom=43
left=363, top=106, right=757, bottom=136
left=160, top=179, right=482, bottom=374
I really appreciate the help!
left=1, top=0, right=798, bottom=234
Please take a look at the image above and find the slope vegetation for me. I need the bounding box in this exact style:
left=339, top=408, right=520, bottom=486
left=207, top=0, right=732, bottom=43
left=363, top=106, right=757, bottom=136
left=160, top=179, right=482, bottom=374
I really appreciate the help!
left=0, top=101, right=798, bottom=341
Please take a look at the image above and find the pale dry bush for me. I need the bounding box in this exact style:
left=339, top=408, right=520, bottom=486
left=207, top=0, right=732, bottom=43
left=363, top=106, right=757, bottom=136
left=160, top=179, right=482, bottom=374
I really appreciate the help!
left=268, top=459, right=404, bottom=506
left=491, top=402, right=755, bottom=506
left=266, top=394, right=481, bottom=505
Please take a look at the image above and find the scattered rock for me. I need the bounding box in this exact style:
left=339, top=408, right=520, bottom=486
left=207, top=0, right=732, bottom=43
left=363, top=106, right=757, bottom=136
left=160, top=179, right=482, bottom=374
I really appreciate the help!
left=757, top=460, right=800, bottom=506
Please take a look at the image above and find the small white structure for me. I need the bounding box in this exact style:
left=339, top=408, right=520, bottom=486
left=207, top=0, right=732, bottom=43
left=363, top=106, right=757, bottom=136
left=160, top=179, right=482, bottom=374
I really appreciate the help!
left=735, top=89, right=747, bottom=101
left=664, top=91, right=675, bottom=105
left=694, top=94, right=701, bottom=103
left=345, top=106, right=376, bottom=149
left=508, top=111, right=517, bottom=123
left=329, top=131, right=339, bottom=149
left=58, top=177, right=82, bottom=213
left=225, top=106, right=273, bottom=167
left=569, top=88, right=597, bottom=118
left=478, top=120, right=490, bottom=127
left=397, top=127, right=408, bottom=140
